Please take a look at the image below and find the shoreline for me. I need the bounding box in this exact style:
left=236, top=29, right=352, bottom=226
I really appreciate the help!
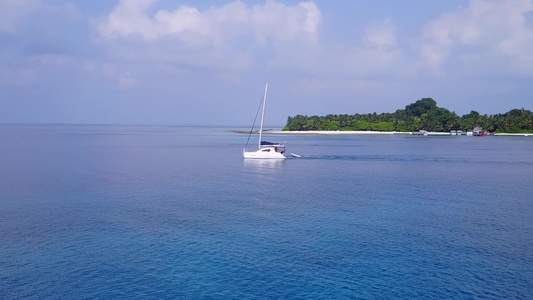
left=233, top=130, right=532, bottom=137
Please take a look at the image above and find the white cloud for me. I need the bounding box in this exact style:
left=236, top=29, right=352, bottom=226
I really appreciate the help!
left=4, top=0, right=531, bottom=100
left=419, top=0, right=533, bottom=76
left=365, top=18, right=397, bottom=47
left=0, top=0, right=42, bottom=33
left=269, top=17, right=405, bottom=95
left=92, top=0, right=322, bottom=85
left=95, top=0, right=321, bottom=46
left=0, top=0, right=81, bottom=34
left=117, top=71, right=135, bottom=89
left=0, top=1, right=86, bottom=89
left=250, top=0, right=321, bottom=45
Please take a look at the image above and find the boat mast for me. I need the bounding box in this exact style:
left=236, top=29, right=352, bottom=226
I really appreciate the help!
left=258, top=83, right=268, bottom=149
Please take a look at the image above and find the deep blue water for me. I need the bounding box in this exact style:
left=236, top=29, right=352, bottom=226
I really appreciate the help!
left=1, top=124, right=532, bottom=299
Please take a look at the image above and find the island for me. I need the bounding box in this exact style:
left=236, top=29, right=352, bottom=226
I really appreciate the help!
left=282, top=98, right=533, bottom=134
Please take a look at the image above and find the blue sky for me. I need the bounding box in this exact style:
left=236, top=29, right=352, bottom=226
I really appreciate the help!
left=1, top=0, right=532, bottom=125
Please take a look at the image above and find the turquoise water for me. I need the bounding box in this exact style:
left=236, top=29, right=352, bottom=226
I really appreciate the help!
left=1, top=125, right=532, bottom=299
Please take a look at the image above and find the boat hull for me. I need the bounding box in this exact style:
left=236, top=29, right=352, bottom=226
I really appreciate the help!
left=243, top=148, right=286, bottom=159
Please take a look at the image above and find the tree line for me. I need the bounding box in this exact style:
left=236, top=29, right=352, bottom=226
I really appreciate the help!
left=283, top=98, right=533, bottom=133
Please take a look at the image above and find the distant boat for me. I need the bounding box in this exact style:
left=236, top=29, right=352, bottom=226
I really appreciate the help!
left=243, top=83, right=286, bottom=159
left=473, top=126, right=483, bottom=136
left=413, top=130, right=428, bottom=136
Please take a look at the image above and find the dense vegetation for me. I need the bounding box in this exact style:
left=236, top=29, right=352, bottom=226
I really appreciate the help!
left=283, top=98, right=533, bottom=133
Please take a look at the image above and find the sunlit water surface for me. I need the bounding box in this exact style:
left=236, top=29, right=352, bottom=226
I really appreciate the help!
left=1, top=125, right=532, bottom=299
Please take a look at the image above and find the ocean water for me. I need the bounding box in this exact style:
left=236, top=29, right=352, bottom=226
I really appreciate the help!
left=1, top=124, right=532, bottom=299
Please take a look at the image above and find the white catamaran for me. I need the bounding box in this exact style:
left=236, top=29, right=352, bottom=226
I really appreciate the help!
left=243, top=83, right=286, bottom=159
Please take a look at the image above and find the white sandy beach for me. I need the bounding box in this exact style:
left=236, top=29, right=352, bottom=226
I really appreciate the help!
left=265, top=130, right=448, bottom=136
left=233, top=129, right=531, bottom=136
left=260, top=131, right=532, bottom=137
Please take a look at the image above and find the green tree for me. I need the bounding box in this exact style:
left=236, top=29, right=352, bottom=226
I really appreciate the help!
left=323, top=121, right=340, bottom=131
left=405, top=98, right=437, bottom=117
left=283, top=99, right=532, bottom=133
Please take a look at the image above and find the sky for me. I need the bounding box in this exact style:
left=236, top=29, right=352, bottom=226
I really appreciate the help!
left=1, top=0, right=532, bottom=126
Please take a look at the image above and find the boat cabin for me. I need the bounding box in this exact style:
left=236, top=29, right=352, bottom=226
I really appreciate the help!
left=260, top=141, right=285, bottom=154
